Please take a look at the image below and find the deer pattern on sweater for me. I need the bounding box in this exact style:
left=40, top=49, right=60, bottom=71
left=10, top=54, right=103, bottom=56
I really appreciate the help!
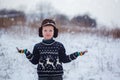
left=38, top=56, right=62, bottom=70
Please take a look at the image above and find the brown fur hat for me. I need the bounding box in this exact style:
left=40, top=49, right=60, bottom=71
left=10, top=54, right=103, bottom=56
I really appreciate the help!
left=39, top=19, right=58, bottom=38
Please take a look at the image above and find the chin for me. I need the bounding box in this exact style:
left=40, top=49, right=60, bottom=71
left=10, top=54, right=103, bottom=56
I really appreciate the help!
left=45, top=37, right=52, bottom=40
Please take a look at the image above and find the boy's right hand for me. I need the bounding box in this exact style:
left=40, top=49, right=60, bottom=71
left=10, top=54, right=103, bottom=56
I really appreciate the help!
left=16, top=47, right=26, bottom=54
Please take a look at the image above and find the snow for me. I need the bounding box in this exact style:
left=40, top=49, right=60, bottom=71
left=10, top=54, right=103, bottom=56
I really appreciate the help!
left=0, top=30, right=120, bottom=80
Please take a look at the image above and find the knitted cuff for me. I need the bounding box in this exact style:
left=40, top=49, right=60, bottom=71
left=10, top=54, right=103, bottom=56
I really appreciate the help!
left=77, top=52, right=80, bottom=56
left=24, top=49, right=27, bottom=53
left=24, top=49, right=30, bottom=55
left=77, top=52, right=83, bottom=56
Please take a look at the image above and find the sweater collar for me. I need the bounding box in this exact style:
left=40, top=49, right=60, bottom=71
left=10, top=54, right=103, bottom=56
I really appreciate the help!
left=42, top=38, right=55, bottom=44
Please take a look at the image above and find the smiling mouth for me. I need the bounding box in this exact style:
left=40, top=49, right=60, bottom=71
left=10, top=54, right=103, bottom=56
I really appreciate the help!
left=46, top=35, right=50, bottom=36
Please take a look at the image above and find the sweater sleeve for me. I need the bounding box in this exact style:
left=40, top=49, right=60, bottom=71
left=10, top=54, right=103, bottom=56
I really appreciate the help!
left=59, top=44, right=79, bottom=63
left=25, top=44, right=40, bottom=65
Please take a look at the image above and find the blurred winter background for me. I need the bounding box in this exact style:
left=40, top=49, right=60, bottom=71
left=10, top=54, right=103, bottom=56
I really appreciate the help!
left=0, top=0, right=120, bottom=80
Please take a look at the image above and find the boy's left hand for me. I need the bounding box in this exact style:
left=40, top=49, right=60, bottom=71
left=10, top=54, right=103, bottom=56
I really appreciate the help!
left=79, top=50, right=88, bottom=56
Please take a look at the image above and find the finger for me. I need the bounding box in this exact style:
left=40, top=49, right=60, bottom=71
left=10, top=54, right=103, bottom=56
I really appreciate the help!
left=82, top=50, right=88, bottom=54
left=16, top=47, right=20, bottom=51
left=16, top=47, right=22, bottom=53
left=16, top=47, right=19, bottom=50
left=84, top=50, right=88, bottom=53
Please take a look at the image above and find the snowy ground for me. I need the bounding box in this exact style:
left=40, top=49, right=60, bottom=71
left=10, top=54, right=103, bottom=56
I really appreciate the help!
left=0, top=31, right=120, bottom=80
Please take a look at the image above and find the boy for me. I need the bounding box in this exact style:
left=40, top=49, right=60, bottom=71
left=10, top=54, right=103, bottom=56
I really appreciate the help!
left=17, top=19, right=88, bottom=80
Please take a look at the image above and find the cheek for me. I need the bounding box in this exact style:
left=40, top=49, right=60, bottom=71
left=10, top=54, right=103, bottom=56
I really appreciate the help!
left=42, top=30, right=44, bottom=35
left=42, top=30, right=46, bottom=36
left=51, top=31, right=55, bottom=37
left=51, top=30, right=54, bottom=35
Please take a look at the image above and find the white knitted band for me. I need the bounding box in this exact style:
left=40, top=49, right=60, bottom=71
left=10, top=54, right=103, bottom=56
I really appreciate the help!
left=42, top=22, right=55, bottom=27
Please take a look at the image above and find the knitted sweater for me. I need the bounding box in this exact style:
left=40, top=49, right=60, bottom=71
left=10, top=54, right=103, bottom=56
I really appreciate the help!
left=25, top=39, right=79, bottom=77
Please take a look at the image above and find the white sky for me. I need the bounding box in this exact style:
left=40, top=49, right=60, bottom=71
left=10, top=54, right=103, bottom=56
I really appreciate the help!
left=0, top=0, right=120, bottom=27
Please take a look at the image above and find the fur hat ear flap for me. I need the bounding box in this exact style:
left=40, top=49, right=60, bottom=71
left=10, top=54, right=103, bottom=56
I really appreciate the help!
left=39, top=27, right=43, bottom=37
left=53, top=27, right=58, bottom=38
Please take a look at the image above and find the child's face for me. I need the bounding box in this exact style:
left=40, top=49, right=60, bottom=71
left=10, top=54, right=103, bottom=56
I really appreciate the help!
left=42, top=26, right=54, bottom=40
